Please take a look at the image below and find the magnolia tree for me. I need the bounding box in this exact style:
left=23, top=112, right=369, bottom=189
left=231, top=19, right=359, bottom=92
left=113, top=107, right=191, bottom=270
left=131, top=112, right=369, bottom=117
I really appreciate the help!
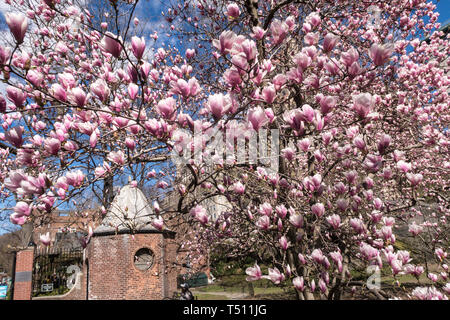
left=0, top=0, right=449, bottom=300
left=0, top=0, right=199, bottom=228
left=163, top=0, right=450, bottom=300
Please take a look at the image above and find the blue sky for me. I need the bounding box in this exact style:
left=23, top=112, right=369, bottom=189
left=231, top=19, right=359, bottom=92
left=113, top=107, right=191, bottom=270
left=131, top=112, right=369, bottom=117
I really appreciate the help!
left=436, top=0, right=450, bottom=24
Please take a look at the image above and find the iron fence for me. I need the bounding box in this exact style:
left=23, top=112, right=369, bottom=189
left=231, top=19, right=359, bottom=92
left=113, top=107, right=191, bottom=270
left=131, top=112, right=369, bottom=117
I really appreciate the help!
left=32, top=247, right=83, bottom=297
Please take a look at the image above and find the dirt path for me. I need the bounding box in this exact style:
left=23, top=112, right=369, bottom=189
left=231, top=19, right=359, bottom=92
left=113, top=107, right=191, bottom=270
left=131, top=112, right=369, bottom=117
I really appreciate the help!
left=191, top=289, right=248, bottom=300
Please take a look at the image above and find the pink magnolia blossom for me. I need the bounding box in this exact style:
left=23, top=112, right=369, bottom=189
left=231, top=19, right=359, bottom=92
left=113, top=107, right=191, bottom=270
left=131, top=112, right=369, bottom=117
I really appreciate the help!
left=279, top=236, right=290, bottom=251
left=270, top=19, right=288, bottom=45
left=323, top=33, right=338, bottom=52
left=369, top=43, right=393, bottom=66
left=90, top=79, right=110, bottom=102
left=6, top=13, right=28, bottom=43
left=70, top=87, right=88, bottom=107
left=128, top=83, right=139, bottom=100
left=310, top=280, right=316, bottom=292
left=101, top=32, right=122, bottom=58
left=443, top=283, right=450, bottom=294
left=232, top=181, right=245, bottom=195
left=428, top=273, right=438, bottom=282
left=5, top=126, right=24, bottom=148
left=44, top=137, right=61, bottom=155
left=300, top=104, right=315, bottom=123
left=397, top=250, right=411, bottom=265
left=51, top=83, right=67, bottom=101
left=65, top=170, right=84, bottom=187
left=264, top=267, right=285, bottom=284
left=341, top=47, right=359, bottom=67
left=223, top=67, right=242, bottom=87
left=256, top=215, right=270, bottom=230
left=10, top=213, right=27, bottom=225
left=157, top=97, right=176, bottom=120
left=245, top=263, right=262, bottom=281
left=406, top=173, right=423, bottom=186
left=318, top=95, right=336, bottom=114
left=131, top=36, right=146, bottom=60
left=352, top=93, right=373, bottom=119
left=7, top=86, right=26, bottom=107
left=226, top=3, right=240, bottom=18
left=152, top=216, right=164, bottom=231
left=311, top=249, right=325, bottom=264
left=0, top=46, right=11, bottom=65
left=251, top=26, right=266, bottom=40
left=408, top=222, right=423, bottom=236
left=353, top=135, right=366, bottom=150
left=240, top=39, right=257, bottom=61
left=107, top=150, right=125, bottom=165
left=311, top=203, right=325, bottom=218
left=435, top=248, right=447, bottom=261
left=213, top=30, right=236, bottom=55
left=14, top=201, right=31, bottom=216
left=113, top=117, right=129, bottom=129
left=377, top=134, right=391, bottom=154
left=275, top=205, right=287, bottom=219
left=248, top=106, right=268, bottom=131
left=326, top=214, right=341, bottom=230
left=186, top=49, right=196, bottom=59
left=27, top=70, right=44, bottom=87
left=190, top=205, right=208, bottom=225
left=289, top=212, right=303, bottom=228
left=259, top=203, right=273, bottom=216
left=319, top=279, right=327, bottom=293
left=125, top=137, right=136, bottom=150
left=307, top=12, right=321, bottom=27
left=281, top=147, right=295, bottom=161
left=40, top=232, right=51, bottom=246
left=156, top=181, right=169, bottom=189
left=262, top=85, right=276, bottom=104
left=412, top=286, right=448, bottom=300
left=293, top=276, right=305, bottom=291
left=397, top=160, right=412, bottom=173
left=207, top=93, right=229, bottom=119
left=350, top=218, right=366, bottom=234
left=297, top=138, right=311, bottom=152
left=404, top=264, right=424, bottom=278
left=293, top=52, right=311, bottom=70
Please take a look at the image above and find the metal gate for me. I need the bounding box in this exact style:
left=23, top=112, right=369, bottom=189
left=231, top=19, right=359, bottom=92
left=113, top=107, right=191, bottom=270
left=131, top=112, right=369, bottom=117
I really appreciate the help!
left=32, top=248, right=83, bottom=297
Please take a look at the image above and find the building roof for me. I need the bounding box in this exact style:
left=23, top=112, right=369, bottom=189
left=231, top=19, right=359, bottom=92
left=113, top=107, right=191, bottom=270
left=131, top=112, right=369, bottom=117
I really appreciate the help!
left=423, top=21, right=450, bottom=43
left=93, top=184, right=160, bottom=236
left=441, top=20, right=450, bottom=35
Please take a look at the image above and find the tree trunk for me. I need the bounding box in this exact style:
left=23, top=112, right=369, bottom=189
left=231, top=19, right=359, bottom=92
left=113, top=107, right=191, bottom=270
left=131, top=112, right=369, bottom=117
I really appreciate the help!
left=103, top=175, right=114, bottom=208
left=248, top=282, right=254, bottom=297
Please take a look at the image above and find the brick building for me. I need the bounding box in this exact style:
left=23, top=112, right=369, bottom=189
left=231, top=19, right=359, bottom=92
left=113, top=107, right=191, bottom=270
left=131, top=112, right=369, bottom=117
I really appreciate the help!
left=87, top=183, right=179, bottom=299
left=12, top=248, right=34, bottom=300
left=32, top=209, right=100, bottom=250
left=11, top=180, right=216, bottom=300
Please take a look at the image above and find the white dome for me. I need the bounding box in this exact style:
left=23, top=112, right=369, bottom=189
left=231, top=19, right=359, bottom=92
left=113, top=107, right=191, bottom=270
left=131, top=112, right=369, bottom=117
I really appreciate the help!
left=94, top=184, right=157, bottom=235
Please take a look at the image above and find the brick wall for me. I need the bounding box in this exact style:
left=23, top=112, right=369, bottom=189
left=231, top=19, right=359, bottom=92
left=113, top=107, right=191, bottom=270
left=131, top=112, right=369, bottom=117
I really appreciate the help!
left=87, top=233, right=177, bottom=300
left=163, top=232, right=182, bottom=297
left=13, top=247, right=34, bottom=300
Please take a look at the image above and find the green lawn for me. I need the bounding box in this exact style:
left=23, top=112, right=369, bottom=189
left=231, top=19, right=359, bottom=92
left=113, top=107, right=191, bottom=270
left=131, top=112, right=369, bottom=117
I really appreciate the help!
left=192, top=274, right=297, bottom=300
